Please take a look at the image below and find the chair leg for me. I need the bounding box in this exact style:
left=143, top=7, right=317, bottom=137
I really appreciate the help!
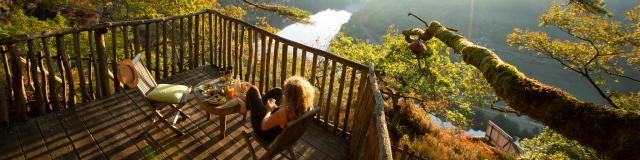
left=155, top=110, right=185, bottom=136
left=242, top=130, right=258, bottom=160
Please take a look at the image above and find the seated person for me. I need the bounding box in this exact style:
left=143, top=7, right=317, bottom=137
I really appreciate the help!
left=234, top=76, right=315, bottom=143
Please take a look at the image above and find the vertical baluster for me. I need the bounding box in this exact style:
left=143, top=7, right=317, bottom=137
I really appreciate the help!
left=216, top=15, right=222, bottom=67
left=251, top=30, right=258, bottom=84
left=145, top=23, right=152, bottom=69
left=226, top=20, right=233, bottom=70
left=209, top=12, right=214, bottom=65
left=246, top=29, right=253, bottom=82
left=171, top=20, right=179, bottom=75
left=334, top=64, right=347, bottom=133
left=258, top=33, right=266, bottom=92
left=133, top=25, right=141, bottom=58
left=400, top=145, right=408, bottom=160
left=220, top=18, right=226, bottom=69
left=122, top=26, right=130, bottom=59
left=271, top=39, right=279, bottom=88
left=193, top=15, right=199, bottom=69
left=310, top=53, right=318, bottom=86
left=291, top=47, right=297, bottom=76
left=234, top=23, right=240, bottom=77
left=201, top=14, right=206, bottom=66
left=95, top=29, right=111, bottom=97
left=42, top=37, right=61, bottom=110
left=155, top=22, right=161, bottom=79
left=1, top=47, right=12, bottom=101
left=37, top=50, right=50, bottom=109
left=111, top=27, right=120, bottom=92
left=238, top=26, right=245, bottom=80
left=27, top=41, right=45, bottom=115
left=8, top=44, right=27, bottom=119
left=318, top=59, right=328, bottom=122
left=343, top=69, right=357, bottom=135
left=88, top=31, right=99, bottom=98
left=264, top=37, right=271, bottom=90
left=58, top=35, right=76, bottom=107
left=178, top=18, right=185, bottom=72
left=162, top=21, right=169, bottom=78
left=55, top=37, right=68, bottom=107
left=73, top=33, right=89, bottom=102
left=300, top=50, right=307, bottom=78
left=0, top=58, right=8, bottom=125
left=324, top=60, right=337, bottom=130
left=280, top=43, right=287, bottom=86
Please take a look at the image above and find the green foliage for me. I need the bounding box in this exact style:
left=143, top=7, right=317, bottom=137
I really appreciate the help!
left=330, top=26, right=495, bottom=127
left=520, top=127, right=601, bottom=160
left=0, top=8, right=68, bottom=38
left=507, top=2, right=640, bottom=109
left=98, top=0, right=220, bottom=21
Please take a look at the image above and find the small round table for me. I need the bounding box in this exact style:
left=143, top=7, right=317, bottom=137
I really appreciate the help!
left=192, top=77, right=246, bottom=138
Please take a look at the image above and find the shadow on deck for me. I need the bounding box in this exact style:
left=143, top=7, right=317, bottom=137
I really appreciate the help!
left=0, top=66, right=347, bottom=160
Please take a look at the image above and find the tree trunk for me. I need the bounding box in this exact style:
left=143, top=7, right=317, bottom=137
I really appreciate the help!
left=419, top=21, right=640, bottom=159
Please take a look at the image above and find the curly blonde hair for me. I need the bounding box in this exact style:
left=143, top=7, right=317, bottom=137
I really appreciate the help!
left=282, top=76, right=315, bottom=119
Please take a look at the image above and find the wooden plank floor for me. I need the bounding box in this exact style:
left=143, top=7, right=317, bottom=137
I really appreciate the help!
left=0, top=66, right=348, bottom=160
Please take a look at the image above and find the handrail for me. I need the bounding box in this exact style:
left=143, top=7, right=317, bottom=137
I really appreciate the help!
left=368, top=63, right=393, bottom=159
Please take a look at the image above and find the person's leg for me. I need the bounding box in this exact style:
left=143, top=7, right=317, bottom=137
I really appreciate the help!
left=245, top=86, right=266, bottom=131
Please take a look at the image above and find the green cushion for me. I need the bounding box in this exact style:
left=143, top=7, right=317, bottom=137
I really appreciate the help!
left=146, top=84, right=190, bottom=104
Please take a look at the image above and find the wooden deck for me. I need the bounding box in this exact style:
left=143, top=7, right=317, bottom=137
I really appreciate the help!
left=0, top=66, right=348, bottom=160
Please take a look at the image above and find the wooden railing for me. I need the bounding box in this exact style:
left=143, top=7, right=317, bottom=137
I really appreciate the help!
left=0, top=9, right=393, bottom=159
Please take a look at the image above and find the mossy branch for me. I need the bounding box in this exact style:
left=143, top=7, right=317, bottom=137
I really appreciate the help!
left=404, top=21, right=640, bottom=159
left=241, top=0, right=311, bottom=24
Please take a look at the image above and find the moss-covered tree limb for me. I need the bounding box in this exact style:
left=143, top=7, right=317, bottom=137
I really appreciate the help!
left=241, top=0, right=311, bottom=23
left=405, top=21, right=640, bottom=159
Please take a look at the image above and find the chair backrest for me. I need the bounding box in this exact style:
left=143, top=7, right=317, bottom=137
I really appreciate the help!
left=266, top=108, right=320, bottom=155
left=131, top=54, right=157, bottom=95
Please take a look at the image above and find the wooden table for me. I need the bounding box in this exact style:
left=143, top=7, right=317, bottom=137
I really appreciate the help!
left=192, top=78, right=246, bottom=138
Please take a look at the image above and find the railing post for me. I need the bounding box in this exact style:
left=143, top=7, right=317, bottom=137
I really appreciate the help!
left=42, top=37, right=62, bottom=110
left=57, top=35, right=76, bottom=107
left=27, top=40, right=46, bottom=115
left=7, top=44, right=27, bottom=120
left=95, top=28, right=112, bottom=97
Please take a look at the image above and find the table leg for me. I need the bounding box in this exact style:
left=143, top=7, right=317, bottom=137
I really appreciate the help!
left=219, top=115, right=227, bottom=138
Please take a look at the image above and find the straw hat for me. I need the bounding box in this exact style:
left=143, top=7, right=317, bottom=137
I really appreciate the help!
left=117, top=59, right=139, bottom=88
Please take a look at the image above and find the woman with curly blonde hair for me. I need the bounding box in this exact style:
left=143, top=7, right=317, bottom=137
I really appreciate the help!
left=236, top=76, right=315, bottom=143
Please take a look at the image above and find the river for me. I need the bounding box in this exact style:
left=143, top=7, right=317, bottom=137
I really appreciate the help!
left=219, top=0, right=639, bottom=139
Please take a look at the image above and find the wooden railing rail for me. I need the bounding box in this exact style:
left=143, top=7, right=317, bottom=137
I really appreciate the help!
left=0, top=9, right=393, bottom=159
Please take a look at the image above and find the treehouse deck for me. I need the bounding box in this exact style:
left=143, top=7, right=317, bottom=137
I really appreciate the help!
left=0, top=9, right=393, bottom=159
left=0, top=66, right=348, bottom=160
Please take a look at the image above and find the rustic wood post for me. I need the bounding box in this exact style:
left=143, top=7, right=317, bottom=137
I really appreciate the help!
left=0, top=70, right=8, bottom=126
left=1, top=47, right=12, bottom=101
left=95, top=28, right=112, bottom=97
left=145, top=23, right=152, bottom=70
left=324, top=61, right=337, bottom=129
left=209, top=13, right=214, bottom=65
left=42, top=38, right=62, bottom=110
left=8, top=44, right=28, bottom=119
left=73, top=32, right=90, bottom=102
left=123, top=26, right=130, bottom=59
left=57, top=35, right=76, bottom=107
left=155, top=22, right=161, bottom=79
left=187, top=16, right=194, bottom=70
left=178, top=18, right=185, bottom=72
left=343, top=69, right=357, bottom=135
left=27, top=40, right=46, bottom=115
left=162, top=21, right=169, bottom=78
left=88, top=31, right=98, bottom=98
left=111, top=27, right=120, bottom=92
left=194, top=15, right=200, bottom=68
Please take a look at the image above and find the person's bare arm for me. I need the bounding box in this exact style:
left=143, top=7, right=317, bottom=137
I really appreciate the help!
left=261, top=99, right=287, bottom=130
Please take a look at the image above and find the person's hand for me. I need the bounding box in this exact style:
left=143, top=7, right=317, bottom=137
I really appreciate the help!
left=266, top=98, right=276, bottom=112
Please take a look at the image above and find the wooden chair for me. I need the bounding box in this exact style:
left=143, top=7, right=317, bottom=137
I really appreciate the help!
left=118, top=53, right=191, bottom=136
left=242, top=108, right=320, bottom=160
